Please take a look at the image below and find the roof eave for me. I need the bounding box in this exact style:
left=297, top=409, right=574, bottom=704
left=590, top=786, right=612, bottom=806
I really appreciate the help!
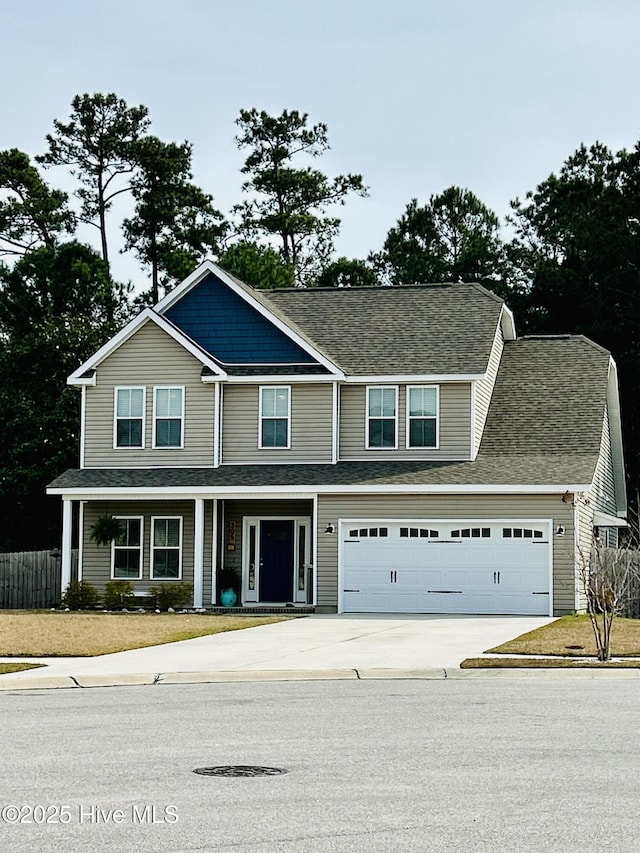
left=47, top=482, right=593, bottom=498
left=67, top=308, right=228, bottom=383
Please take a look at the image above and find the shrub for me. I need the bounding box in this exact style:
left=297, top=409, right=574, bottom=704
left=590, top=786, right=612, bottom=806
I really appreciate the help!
left=149, top=583, right=194, bottom=611
left=103, top=580, right=136, bottom=611
left=61, top=580, right=101, bottom=610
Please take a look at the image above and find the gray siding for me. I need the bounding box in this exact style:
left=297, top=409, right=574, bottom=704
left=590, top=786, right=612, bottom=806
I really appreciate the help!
left=339, top=384, right=471, bottom=460
left=316, top=493, right=575, bottom=615
left=82, top=500, right=198, bottom=595
left=473, top=325, right=503, bottom=457
left=222, top=383, right=334, bottom=463
left=575, top=497, right=595, bottom=612
left=84, top=321, right=215, bottom=467
left=591, top=407, right=617, bottom=515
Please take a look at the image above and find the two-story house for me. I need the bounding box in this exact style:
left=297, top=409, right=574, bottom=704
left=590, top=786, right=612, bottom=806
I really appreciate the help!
left=48, top=260, right=626, bottom=616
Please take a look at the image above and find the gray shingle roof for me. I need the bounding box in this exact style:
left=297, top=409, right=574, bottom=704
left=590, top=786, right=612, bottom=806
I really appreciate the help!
left=480, top=335, right=610, bottom=457
left=263, top=283, right=504, bottom=375
left=47, top=454, right=597, bottom=492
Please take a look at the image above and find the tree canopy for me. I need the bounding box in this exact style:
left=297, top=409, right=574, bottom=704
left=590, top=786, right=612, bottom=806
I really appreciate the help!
left=0, top=242, right=129, bottom=549
left=0, top=149, right=75, bottom=256
left=217, top=241, right=296, bottom=290
left=38, top=93, right=150, bottom=271
left=123, top=135, right=226, bottom=303
left=372, top=187, right=503, bottom=285
left=234, top=108, right=368, bottom=284
left=315, top=257, right=380, bottom=288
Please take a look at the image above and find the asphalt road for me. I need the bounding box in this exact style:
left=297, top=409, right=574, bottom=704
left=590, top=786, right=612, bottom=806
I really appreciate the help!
left=1, top=675, right=639, bottom=852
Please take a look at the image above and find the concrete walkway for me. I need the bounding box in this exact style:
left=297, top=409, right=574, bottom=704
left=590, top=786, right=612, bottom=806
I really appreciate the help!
left=0, top=614, right=555, bottom=689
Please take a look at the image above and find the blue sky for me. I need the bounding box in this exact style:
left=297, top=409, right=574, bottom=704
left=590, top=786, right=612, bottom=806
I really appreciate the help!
left=2, top=0, right=639, bottom=286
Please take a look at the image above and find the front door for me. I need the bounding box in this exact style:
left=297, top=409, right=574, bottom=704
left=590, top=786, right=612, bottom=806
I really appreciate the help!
left=259, top=520, right=295, bottom=602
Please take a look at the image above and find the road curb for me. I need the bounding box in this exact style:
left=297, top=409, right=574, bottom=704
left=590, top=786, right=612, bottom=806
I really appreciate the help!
left=0, top=676, right=79, bottom=690
left=1, top=666, right=638, bottom=691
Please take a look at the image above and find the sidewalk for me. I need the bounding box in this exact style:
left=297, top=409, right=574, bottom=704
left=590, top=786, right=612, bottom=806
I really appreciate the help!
left=0, top=614, right=559, bottom=690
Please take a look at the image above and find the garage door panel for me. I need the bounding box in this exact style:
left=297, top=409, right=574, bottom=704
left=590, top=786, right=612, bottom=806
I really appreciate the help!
left=342, top=521, right=550, bottom=615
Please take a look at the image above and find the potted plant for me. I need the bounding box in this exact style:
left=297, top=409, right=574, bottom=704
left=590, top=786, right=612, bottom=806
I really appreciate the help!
left=218, top=568, right=239, bottom=607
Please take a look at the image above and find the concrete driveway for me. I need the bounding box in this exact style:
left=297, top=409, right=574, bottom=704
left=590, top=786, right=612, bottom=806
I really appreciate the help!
left=1, top=614, right=553, bottom=684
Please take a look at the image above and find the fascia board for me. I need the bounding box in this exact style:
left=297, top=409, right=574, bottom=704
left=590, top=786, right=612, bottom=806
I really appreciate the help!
left=344, top=374, right=485, bottom=383
left=206, top=373, right=345, bottom=384
left=607, top=357, right=627, bottom=515
left=155, top=260, right=343, bottom=377
left=73, top=373, right=96, bottom=387
left=593, top=510, right=627, bottom=528
left=500, top=304, right=517, bottom=341
left=48, top=482, right=591, bottom=498
left=67, top=309, right=227, bottom=385
left=153, top=261, right=214, bottom=311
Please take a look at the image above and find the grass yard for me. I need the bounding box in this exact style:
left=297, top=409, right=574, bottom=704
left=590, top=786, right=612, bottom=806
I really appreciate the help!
left=0, top=612, right=292, bottom=658
left=0, top=662, right=45, bottom=674
left=459, top=614, right=640, bottom=667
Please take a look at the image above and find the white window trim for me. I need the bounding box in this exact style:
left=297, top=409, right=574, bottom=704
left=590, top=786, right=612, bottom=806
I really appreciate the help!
left=110, top=516, right=144, bottom=580
left=150, top=516, right=183, bottom=580
left=114, top=387, right=146, bottom=450
left=258, top=385, right=291, bottom=450
left=152, top=386, right=185, bottom=450
left=365, top=385, right=399, bottom=450
left=406, top=385, right=440, bottom=450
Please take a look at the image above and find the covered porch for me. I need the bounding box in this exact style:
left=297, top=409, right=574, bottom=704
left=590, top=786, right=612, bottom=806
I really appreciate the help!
left=55, top=493, right=317, bottom=610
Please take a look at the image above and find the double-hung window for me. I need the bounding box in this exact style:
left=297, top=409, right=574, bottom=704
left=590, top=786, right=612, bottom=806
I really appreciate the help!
left=115, top=387, right=145, bottom=448
left=111, top=517, right=143, bottom=579
left=367, top=387, right=398, bottom=449
left=154, top=387, right=184, bottom=448
left=407, top=386, right=439, bottom=448
left=259, top=386, right=290, bottom=449
left=151, top=517, right=182, bottom=579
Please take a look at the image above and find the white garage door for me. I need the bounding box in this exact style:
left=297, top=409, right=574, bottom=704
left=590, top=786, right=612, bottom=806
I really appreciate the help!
left=341, top=521, right=550, bottom=615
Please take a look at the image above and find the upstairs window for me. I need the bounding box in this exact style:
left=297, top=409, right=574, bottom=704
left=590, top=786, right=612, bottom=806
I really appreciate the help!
left=115, top=387, right=145, bottom=448
left=367, top=387, right=398, bottom=449
left=407, top=386, right=439, bottom=448
left=154, top=387, right=184, bottom=448
left=260, top=386, right=290, bottom=448
left=111, top=517, right=143, bottom=579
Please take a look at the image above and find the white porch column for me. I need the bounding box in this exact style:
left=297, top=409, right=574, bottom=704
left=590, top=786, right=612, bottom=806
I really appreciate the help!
left=211, top=498, right=218, bottom=604
left=193, top=498, right=204, bottom=608
left=61, top=498, right=73, bottom=595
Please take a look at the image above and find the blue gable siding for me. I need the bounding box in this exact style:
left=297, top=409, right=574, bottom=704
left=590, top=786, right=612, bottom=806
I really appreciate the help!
left=164, top=273, right=316, bottom=364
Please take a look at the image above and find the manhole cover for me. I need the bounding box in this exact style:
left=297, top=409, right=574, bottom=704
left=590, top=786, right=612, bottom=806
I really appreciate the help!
left=193, top=765, right=288, bottom=778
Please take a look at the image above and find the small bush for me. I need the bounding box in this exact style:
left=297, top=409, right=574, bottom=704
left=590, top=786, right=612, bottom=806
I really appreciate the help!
left=103, top=580, right=136, bottom=611
left=61, top=580, right=101, bottom=610
left=149, top=583, right=194, bottom=611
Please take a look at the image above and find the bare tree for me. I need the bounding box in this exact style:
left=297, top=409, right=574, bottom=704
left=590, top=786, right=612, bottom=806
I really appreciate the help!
left=579, top=514, right=640, bottom=661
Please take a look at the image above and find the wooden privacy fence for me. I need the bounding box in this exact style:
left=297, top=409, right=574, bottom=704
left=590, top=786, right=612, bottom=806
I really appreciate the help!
left=599, top=547, right=640, bottom=619
left=0, top=550, right=77, bottom=609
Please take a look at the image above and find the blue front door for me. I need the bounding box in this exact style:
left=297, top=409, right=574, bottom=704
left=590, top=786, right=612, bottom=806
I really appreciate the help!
left=259, top=520, right=295, bottom=602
